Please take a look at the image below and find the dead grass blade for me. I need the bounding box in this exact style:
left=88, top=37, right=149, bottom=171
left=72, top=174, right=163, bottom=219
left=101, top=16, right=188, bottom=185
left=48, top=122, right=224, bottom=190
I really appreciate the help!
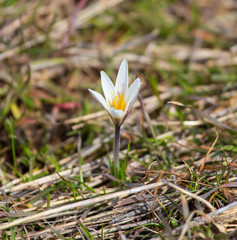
left=162, top=179, right=216, bottom=212
left=168, top=101, right=237, bottom=132
left=0, top=181, right=164, bottom=231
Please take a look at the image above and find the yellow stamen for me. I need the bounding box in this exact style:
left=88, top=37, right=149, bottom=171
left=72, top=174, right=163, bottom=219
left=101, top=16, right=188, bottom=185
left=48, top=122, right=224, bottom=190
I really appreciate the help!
left=121, top=101, right=125, bottom=111
left=117, top=94, right=123, bottom=109
left=113, top=94, right=126, bottom=111
left=113, top=95, right=118, bottom=109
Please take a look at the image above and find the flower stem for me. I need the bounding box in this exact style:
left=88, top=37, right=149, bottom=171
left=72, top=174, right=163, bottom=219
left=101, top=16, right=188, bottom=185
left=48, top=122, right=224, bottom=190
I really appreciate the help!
left=114, top=125, right=121, bottom=176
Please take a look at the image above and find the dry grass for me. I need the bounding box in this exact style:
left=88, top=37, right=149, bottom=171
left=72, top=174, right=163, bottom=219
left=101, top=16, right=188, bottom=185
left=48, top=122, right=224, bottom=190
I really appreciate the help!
left=0, top=0, right=237, bottom=239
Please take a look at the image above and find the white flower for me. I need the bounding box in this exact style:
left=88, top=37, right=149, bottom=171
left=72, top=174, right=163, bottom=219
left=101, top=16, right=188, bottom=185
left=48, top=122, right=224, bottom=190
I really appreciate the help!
left=89, top=59, right=141, bottom=126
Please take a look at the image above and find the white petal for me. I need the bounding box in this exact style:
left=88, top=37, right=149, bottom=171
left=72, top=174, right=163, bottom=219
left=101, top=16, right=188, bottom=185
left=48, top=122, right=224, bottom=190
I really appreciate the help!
left=115, top=59, right=128, bottom=96
left=109, top=108, right=124, bottom=119
left=124, top=78, right=141, bottom=113
left=101, top=71, right=115, bottom=105
left=88, top=89, right=108, bottom=111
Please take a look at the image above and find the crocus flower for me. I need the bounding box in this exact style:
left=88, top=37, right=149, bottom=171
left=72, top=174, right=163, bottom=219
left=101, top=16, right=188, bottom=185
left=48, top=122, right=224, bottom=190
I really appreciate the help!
left=88, top=59, right=141, bottom=126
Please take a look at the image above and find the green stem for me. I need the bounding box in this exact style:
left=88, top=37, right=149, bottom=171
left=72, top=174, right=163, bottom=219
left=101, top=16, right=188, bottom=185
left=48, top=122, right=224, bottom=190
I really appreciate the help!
left=114, top=125, right=121, bottom=176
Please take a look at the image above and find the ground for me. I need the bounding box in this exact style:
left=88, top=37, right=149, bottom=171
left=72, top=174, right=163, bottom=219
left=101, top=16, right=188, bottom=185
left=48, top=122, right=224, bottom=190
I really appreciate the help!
left=0, top=0, right=237, bottom=239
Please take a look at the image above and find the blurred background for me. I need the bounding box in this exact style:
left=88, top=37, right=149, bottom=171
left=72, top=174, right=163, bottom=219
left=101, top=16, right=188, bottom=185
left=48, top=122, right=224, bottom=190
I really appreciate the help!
left=1, top=0, right=236, bottom=165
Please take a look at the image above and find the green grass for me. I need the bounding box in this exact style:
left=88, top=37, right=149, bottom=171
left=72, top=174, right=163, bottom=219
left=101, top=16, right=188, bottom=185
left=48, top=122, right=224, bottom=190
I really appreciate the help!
left=0, top=0, right=237, bottom=239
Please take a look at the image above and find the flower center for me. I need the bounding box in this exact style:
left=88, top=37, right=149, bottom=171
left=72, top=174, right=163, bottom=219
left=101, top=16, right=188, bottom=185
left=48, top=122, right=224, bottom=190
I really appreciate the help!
left=113, top=94, right=126, bottom=111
